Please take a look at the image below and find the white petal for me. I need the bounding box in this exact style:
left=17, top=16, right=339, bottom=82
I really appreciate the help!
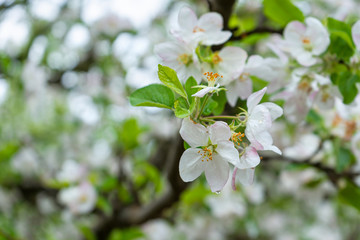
left=266, top=145, right=282, bottom=155
left=236, top=168, right=255, bottom=185
left=178, top=7, right=197, bottom=32
left=253, top=130, right=273, bottom=147
left=245, top=128, right=264, bottom=150
left=218, top=46, right=247, bottom=81
left=179, top=148, right=205, bottom=182
left=306, top=17, right=330, bottom=55
left=198, top=12, right=223, bottom=32
left=238, top=146, right=260, bottom=169
left=260, top=102, right=283, bottom=121
left=284, top=21, right=306, bottom=43
left=179, top=118, right=209, bottom=147
left=296, top=51, right=317, bottom=67
left=247, top=105, right=272, bottom=132
left=351, top=132, right=360, bottom=159
left=247, top=87, right=267, bottom=113
left=192, top=86, right=218, bottom=98
left=215, top=141, right=240, bottom=167
left=226, top=82, right=240, bottom=107
left=154, top=42, right=184, bottom=61
left=201, top=31, right=232, bottom=46
left=204, top=155, right=229, bottom=192
left=226, top=78, right=252, bottom=107
left=209, top=121, right=231, bottom=143
left=352, top=20, right=360, bottom=50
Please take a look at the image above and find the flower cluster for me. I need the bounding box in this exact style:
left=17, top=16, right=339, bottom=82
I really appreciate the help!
left=133, top=7, right=360, bottom=193
left=179, top=87, right=282, bottom=192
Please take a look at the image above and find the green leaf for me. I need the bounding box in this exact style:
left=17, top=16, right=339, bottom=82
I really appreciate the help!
left=185, top=76, right=198, bottom=103
left=181, top=182, right=211, bottom=206
left=327, top=18, right=355, bottom=60
left=263, top=0, right=304, bottom=27
left=96, top=196, right=112, bottom=216
left=117, top=118, right=146, bottom=150
left=129, top=84, right=175, bottom=109
left=108, top=228, right=144, bottom=240
left=174, top=98, right=190, bottom=118
left=98, top=177, right=118, bottom=192
left=211, top=90, right=227, bottom=116
left=338, top=181, right=360, bottom=212
left=327, top=18, right=355, bottom=47
left=202, top=98, right=218, bottom=116
left=0, top=142, right=20, bottom=162
left=158, top=64, right=187, bottom=99
left=335, top=144, right=356, bottom=173
left=331, top=72, right=360, bottom=104
left=78, top=226, right=96, bottom=240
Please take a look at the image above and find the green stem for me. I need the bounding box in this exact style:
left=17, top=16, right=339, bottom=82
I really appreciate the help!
left=196, top=94, right=210, bottom=119
left=202, top=115, right=239, bottom=120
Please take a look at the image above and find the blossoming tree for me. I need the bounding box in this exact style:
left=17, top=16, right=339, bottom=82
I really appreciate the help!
left=1, top=0, right=360, bottom=239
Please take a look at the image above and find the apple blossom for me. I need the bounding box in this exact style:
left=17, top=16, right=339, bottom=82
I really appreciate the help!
left=226, top=55, right=276, bottom=106
left=179, top=118, right=240, bottom=192
left=283, top=133, right=321, bottom=161
left=56, top=159, right=87, bottom=183
left=58, top=181, right=97, bottom=215
left=171, top=6, right=231, bottom=47
left=245, top=87, right=283, bottom=154
left=204, top=46, right=248, bottom=84
left=281, top=17, right=330, bottom=66
left=232, top=167, right=255, bottom=188
left=154, top=40, right=202, bottom=83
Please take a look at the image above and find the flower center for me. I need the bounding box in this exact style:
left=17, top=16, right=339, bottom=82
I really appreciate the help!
left=302, top=37, right=312, bottom=51
left=345, top=121, right=357, bottom=140
left=297, top=80, right=312, bottom=93
left=231, top=132, right=245, bottom=145
left=204, top=72, right=222, bottom=87
left=177, top=53, right=192, bottom=65
left=193, top=26, right=205, bottom=33
left=332, top=114, right=342, bottom=127
left=79, top=194, right=88, bottom=203
left=239, top=72, right=250, bottom=82
left=212, top=52, right=223, bottom=64
left=198, top=146, right=213, bottom=162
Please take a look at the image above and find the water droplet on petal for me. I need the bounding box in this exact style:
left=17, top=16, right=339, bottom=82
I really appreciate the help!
left=215, top=191, right=221, bottom=194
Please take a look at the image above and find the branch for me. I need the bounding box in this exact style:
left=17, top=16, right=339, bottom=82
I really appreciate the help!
left=207, top=0, right=236, bottom=31
left=262, top=148, right=359, bottom=187
left=94, top=135, right=188, bottom=239
left=229, top=27, right=283, bottom=41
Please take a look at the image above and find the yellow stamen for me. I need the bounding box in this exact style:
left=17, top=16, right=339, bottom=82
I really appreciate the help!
left=203, top=72, right=222, bottom=87
left=212, top=52, right=223, bottom=64
left=231, top=132, right=245, bottom=145
left=302, top=37, right=311, bottom=44
left=199, top=147, right=213, bottom=162
left=345, top=121, right=357, bottom=140
left=177, top=53, right=191, bottom=65
left=193, top=26, right=205, bottom=33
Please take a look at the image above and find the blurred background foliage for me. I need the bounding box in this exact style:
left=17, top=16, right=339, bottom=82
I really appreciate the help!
left=0, top=0, right=360, bottom=239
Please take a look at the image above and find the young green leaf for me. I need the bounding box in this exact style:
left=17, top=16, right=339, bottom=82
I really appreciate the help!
left=263, top=0, right=304, bottom=27
left=332, top=72, right=360, bottom=104
left=211, top=90, right=227, bottom=116
left=158, top=64, right=187, bottom=99
left=185, top=76, right=198, bottom=103
left=174, top=98, right=191, bottom=118
left=338, top=181, right=360, bottom=212
left=327, top=18, right=355, bottom=60
left=129, top=84, right=175, bottom=109
left=202, top=98, right=218, bottom=116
